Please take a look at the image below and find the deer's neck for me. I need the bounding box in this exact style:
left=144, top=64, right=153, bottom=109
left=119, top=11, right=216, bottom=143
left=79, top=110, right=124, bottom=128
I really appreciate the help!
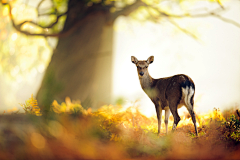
left=139, top=72, right=154, bottom=90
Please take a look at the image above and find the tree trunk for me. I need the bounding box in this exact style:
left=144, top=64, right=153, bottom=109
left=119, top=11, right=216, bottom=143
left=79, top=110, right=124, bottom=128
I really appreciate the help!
left=36, top=5, right=113, bottom=112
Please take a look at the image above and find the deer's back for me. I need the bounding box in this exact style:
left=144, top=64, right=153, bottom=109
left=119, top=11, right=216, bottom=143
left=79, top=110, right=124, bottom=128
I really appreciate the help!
left=154, top=74, right=195, bottom=108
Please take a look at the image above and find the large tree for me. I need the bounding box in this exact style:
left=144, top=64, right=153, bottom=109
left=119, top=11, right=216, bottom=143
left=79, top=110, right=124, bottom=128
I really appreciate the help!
left=2, top=0, right=240, bottom=112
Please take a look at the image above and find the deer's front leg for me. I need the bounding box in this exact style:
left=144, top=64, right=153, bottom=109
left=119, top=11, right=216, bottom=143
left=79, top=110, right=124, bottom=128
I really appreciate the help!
left=155, top=103, right=162, bottom=135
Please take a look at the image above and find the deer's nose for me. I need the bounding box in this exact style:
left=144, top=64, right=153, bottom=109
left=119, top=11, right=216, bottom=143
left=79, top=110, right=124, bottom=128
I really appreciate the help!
left=140, top=71, right=144, bottom=76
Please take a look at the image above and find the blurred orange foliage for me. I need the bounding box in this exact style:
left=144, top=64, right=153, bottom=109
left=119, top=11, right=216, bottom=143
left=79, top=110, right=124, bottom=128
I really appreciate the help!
left=0, top=97, right=240, bottom=159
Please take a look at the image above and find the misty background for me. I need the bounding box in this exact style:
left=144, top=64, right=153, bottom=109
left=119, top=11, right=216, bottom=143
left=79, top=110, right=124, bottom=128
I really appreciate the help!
left=0, top=0, right=239, bottom=117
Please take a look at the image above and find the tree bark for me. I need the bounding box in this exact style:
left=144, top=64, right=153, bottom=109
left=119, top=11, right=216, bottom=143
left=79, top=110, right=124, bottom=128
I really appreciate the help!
left=36, top=2, right=113, bottom=112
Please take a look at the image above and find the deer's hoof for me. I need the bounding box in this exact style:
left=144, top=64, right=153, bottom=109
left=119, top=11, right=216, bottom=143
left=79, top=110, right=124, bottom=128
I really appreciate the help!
left=172, top=124, right=177, bottom=130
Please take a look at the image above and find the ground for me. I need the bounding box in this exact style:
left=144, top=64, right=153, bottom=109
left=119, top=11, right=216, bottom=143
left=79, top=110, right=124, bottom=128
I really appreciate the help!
left=0, top=97, right=240, bottom=159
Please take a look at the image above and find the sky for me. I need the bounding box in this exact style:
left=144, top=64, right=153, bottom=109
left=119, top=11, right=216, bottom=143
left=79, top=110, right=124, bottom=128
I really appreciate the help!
left=112, top=1, right=240, bottom=117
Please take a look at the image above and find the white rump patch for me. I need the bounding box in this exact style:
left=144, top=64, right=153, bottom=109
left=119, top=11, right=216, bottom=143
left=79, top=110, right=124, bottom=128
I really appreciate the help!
left=182, top=86, right=194, bottom=111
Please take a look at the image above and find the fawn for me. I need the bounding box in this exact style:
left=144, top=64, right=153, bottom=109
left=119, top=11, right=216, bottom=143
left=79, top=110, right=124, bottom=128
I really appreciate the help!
left=131, top=56, right=198, bottom=136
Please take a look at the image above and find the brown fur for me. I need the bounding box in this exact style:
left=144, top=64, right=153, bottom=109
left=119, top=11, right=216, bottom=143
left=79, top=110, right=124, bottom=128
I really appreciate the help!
left=131, top=56, right=198, bottom=136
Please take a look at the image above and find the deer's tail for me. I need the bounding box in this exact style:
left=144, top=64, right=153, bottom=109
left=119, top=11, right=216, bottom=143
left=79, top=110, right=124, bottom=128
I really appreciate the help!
left=181, top=80, right=195, bottom=110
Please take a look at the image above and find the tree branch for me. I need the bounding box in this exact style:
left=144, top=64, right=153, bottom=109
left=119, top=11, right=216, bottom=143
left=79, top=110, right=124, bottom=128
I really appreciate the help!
left=150, top=6, right=240, bottom=29
left=168, top=18, right=199, bottom=40
left=210, top=13, right=240, bottom=28
left=8, top=3, right=69, bottom=37
left=216, top=0, right=224, bottom=9
left=110, top=0, right=147, bottom=22
left=4, top=0, right=240, bottom=38
left=37, top=0, right=45, bottom=11
left=146, top=7, right=198, bottom=39
left=37, top=0, right=58, bottom=17
left=147, top=4, right=240, bottom=39
left=19, top=12, right=67, bottom=29
left=112, top=0, right=240, bottom=29
left=8, top=4, right=56, bottom=37
left=7, top=3, right=104, bottom=37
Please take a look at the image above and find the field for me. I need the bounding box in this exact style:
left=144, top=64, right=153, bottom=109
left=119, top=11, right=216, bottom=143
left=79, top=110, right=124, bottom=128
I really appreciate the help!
left=0, top=96, right=240, bottom=160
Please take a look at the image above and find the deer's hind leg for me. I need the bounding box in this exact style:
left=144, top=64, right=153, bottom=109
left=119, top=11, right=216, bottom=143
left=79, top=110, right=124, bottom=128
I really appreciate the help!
left=168, top=102, right=181, bottom=131
left=182, top=86, right=198, bottom=136
left=166, top=87, right=182, bottom=131
left=185, top=100, right=198, bottom=136
left=185, top=103, right=198, bottom=136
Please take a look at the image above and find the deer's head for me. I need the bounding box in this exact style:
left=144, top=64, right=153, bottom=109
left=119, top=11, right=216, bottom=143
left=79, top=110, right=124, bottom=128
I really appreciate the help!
left=131, top=56, right=154, bottom=78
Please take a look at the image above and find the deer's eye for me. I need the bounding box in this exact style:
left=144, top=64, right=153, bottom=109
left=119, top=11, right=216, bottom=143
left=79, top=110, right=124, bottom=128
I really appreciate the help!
left=146, top=66, right=148, bottom=68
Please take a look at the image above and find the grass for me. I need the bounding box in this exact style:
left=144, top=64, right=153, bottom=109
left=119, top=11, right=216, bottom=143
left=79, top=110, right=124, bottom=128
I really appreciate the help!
left=0, top=96, right=240, bottom=159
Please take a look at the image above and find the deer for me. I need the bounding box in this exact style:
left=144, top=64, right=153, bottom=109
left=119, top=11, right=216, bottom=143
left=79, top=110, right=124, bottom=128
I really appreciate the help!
left=131, top=56, right=198, bottom=136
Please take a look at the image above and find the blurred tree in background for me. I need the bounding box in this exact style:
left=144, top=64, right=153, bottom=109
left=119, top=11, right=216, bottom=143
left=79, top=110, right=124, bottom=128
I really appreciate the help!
left=0, top=0, right=239, bottom=113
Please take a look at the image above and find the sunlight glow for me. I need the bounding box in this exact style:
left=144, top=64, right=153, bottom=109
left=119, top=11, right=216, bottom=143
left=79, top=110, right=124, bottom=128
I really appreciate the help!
left=2, top=5, right=9, bottom=16
left=11, top=33, right=18, bottom=41
left=11, top=7, right=17, bottom=16
left=30, top=68, right=37, bottom=77
left=16, top=75, right=23, bottom=83
left=11, top=66, right=20, bottom=76
left=113, top=1, right=240, bottom=117
left=37, top=64, right=45, bottom=73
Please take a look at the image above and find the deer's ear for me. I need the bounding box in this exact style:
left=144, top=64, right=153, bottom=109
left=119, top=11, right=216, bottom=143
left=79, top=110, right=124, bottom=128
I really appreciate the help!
left=131, top=56, right=138, bottom=64
left=147, top=56, right=154, bottom=64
